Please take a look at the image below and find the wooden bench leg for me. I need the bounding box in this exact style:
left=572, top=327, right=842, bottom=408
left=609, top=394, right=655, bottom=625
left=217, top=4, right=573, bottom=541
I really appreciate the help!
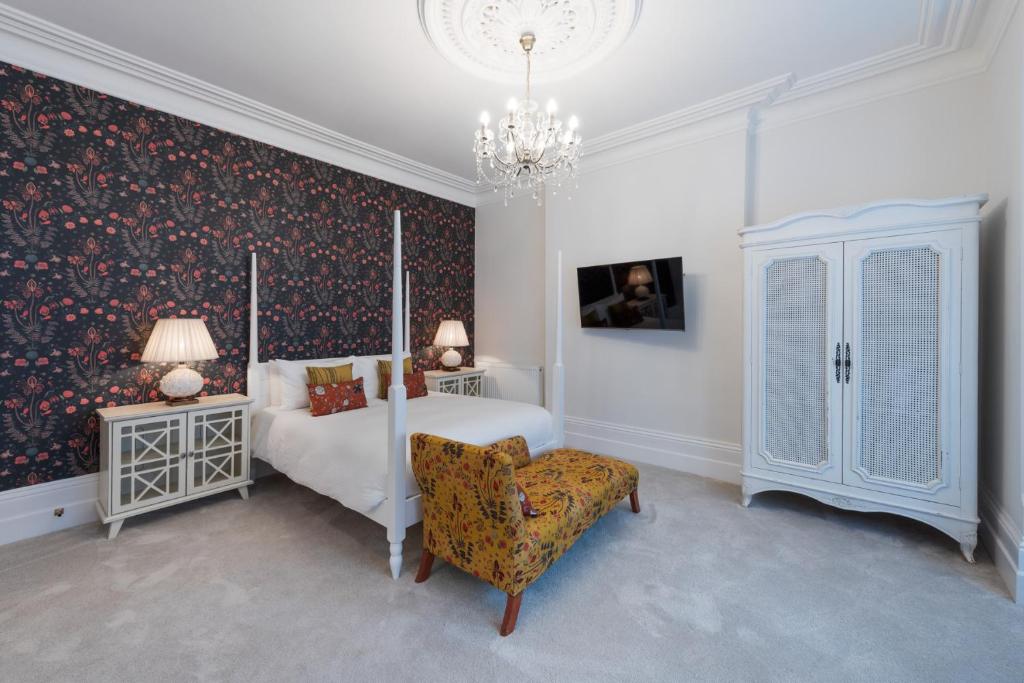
left=414, top=549, right=434, bottom=583
left=630, top=488, right=640, bottom=513
left=500, top=592, right=523, bottom=636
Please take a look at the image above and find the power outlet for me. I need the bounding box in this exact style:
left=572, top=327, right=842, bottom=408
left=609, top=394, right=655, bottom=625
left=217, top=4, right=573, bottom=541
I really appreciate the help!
left=53, top=507, right=64, bottom=517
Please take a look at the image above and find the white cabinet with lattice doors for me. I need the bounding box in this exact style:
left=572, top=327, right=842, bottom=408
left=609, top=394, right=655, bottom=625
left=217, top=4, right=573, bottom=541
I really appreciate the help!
left=740, top=196, right=983, bottom=562
left=424, top=368, right=485, bottom=397
left=97, top=394, right=252, bottom=539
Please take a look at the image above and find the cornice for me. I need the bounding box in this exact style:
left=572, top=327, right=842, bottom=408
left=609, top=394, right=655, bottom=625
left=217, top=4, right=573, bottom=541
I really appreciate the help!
left=471, top=0, right=1017, bottom=199
left=0, top=3, right=479, bottom=206
left=0, top=0, right=1015, bottom=208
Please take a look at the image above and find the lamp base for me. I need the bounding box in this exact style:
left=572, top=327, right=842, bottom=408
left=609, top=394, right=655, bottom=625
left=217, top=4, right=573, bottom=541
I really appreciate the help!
left=440, top=348, right=462, bottom=371
left=159, top=364, right=204, bottom=404
left=164, top=396, right=200, bottom=407
left=635, top=284, right=651, bottom=298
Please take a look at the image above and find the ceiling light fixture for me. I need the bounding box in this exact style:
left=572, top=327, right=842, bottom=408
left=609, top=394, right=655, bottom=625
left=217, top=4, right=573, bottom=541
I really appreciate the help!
left=473, top=33, right=581, bottom=206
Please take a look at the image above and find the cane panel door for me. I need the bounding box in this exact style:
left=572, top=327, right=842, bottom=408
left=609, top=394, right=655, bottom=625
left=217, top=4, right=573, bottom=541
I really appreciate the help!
left=750, top=243, right=845, bottom=482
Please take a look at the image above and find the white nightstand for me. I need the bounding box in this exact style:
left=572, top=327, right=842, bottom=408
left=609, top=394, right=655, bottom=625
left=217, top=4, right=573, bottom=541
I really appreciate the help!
left=96, top=393, right=253, bottom=539
left=424, top=367, right=485, bottom=397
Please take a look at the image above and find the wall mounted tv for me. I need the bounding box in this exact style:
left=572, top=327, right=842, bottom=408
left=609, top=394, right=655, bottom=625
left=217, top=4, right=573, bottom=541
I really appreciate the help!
left=577, top=257, right=685, bottom=331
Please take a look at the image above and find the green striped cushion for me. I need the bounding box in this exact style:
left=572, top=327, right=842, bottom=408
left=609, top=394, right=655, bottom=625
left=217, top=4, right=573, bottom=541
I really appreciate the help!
left=376, top=358, right=413, bottom=399
left=306, top=363, right=353, bottom=386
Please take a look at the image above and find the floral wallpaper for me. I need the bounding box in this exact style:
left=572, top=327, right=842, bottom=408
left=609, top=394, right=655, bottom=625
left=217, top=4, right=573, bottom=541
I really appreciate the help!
left=0, top=62, right=475, bottom=492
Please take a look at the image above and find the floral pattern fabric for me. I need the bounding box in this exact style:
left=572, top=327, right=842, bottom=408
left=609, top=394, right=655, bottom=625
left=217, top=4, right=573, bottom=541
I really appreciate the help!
left=411, top=433, right=639, bottom=596
left=307, top=379, right=367, bottom=416
left=404, top=371, right=428, bottom=399
left=0, top=62, right=474, bottom=491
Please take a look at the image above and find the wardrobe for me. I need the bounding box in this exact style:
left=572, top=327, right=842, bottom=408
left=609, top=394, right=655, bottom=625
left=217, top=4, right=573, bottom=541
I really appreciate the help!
left=739, top=195, right=985, bottom=561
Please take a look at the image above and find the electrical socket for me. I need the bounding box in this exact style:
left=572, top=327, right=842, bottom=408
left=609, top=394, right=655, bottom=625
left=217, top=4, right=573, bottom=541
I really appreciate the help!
left=53, top=507, right=64, bottom=517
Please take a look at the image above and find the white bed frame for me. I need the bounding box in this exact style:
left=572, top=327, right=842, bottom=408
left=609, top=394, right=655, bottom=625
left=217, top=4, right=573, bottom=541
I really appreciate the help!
left=246, top=211, right=566, bottom=578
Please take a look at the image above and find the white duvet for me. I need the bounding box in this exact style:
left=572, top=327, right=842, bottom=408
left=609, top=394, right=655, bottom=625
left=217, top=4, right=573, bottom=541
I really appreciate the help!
left=252, top=393, right=554, bottom=514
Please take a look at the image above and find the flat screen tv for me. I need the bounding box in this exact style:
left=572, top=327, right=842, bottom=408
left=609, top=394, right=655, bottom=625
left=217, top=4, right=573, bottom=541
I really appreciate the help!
left=577, top=257, right=685, bottom=331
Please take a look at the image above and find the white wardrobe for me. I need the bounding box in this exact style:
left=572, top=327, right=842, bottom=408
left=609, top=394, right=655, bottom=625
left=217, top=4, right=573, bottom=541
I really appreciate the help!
left=739, top=195, right=985, bottom=561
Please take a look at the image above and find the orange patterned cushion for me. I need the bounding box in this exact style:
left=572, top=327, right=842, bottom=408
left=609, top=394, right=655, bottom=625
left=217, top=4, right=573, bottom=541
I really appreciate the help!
left=404, top=371, right=428, bottom=399
left=307, top=378, right=368, bottom=416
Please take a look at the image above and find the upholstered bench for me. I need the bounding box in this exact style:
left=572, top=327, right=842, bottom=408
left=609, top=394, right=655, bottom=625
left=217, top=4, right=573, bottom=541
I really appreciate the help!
left=410, top=433, right=640, bottom=635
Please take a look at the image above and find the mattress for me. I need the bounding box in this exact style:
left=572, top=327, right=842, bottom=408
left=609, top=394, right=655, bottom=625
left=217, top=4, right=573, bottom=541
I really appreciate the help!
left=251, top=393, right=554, bottom=514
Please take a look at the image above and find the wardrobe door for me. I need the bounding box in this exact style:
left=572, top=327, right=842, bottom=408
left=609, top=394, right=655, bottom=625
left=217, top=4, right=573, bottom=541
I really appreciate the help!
left=750, top=243, right=844, bottom=482
left=842, top=231, right=961, bottom=505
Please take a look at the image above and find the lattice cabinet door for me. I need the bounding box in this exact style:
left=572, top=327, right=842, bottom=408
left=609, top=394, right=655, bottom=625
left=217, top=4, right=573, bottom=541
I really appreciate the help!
left=187, top=405, right=249, bottom=495
left=462, top=373, right=482, bottom=397
left=110, top=414, right=187, bottom=514
left=842, top=231, right=961, bottom=505
left=750, top=243, right=845, bottom=482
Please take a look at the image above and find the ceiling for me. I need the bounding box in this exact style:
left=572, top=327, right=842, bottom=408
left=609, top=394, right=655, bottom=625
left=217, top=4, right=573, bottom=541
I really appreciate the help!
left=0, top=0, right=1002, bottom=194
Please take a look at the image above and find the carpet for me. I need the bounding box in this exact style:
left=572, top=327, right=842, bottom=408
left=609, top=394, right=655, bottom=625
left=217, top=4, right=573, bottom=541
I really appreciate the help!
left=1, top=464, right=1021, bottom=682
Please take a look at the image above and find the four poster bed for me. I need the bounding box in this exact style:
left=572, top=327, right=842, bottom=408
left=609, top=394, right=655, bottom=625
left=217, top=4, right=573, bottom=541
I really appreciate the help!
left=246, top=211, right=567, bottom=578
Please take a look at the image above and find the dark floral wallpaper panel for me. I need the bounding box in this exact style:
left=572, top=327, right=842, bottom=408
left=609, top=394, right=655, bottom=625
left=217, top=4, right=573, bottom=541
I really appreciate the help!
left=0, top=62, right=475, bottom=491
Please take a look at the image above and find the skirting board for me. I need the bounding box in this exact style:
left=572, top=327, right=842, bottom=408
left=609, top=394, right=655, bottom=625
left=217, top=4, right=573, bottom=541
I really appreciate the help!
left=0, top=473, right=100, bottom=546
left=564, top=416, right=741, bottom=485
left=979, top=489, right=1024, bottom=603
left=0, top=460, right=282, bottom=547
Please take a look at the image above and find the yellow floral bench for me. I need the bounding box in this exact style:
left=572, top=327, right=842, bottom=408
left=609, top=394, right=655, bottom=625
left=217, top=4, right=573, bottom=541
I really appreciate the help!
left=410, top=433, right=640, bottom=635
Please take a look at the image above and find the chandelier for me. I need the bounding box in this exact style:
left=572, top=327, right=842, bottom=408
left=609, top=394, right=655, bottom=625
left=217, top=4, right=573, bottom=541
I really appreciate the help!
left=473, top=33, right=582, bottom=205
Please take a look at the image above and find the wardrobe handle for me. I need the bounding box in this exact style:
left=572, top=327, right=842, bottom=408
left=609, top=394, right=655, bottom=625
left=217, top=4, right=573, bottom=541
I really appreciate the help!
left=834, top=343, right=842, bottom=383
left=844, top=343, right=851, bottom=384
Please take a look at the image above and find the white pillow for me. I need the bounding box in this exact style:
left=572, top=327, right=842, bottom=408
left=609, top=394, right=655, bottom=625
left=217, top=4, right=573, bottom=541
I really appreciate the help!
left=353, top=352, right=411, bottom=402
left=273, top=356, right=354, bottom=410
left=268, top=361, right=282, bottom=407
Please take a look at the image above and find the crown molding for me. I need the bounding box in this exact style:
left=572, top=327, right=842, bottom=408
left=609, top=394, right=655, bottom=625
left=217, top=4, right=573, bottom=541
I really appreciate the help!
left=471, top=0, right=1017, bottom=197
left=0, top=3, right=479, bottom=206
left=0, top=0, right=1015, bottom=208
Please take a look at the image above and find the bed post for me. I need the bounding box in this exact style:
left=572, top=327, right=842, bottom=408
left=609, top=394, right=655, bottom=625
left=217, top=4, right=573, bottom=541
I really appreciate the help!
left=387, top=210, right=407, bottom=579
left=553, top=249, right=566, bottom=447
left=247, top=251, right=260, bottom=401
left=404, top=271, right=411, bottom=355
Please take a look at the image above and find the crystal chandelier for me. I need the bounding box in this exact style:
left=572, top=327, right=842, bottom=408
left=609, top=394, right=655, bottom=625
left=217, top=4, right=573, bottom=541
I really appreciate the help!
left=473, top=33, right=582, bottom=205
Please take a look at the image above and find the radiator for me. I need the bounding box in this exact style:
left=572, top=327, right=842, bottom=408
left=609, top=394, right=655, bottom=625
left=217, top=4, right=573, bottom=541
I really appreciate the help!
left=477, top=363, right=544, bottom=406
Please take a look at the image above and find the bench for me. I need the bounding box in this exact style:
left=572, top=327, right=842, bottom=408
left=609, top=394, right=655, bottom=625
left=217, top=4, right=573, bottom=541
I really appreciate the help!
left=410, top=433, right=640, bottom=635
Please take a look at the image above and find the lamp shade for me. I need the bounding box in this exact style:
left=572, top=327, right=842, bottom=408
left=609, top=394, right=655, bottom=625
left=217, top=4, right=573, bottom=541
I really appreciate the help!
left=433, top=320, right=469, bottom=347
left=141, top=318, right=219, bottom=363
left=627, top=264, right=653, bottom=286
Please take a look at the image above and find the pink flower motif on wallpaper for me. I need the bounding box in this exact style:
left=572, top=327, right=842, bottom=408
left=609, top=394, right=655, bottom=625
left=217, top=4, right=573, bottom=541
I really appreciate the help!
left=0, top=61, right=474, bottom=491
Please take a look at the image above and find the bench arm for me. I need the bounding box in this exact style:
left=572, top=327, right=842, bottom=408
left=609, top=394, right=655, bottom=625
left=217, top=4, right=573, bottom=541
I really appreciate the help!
left=411, top=433, right=525, bottom=591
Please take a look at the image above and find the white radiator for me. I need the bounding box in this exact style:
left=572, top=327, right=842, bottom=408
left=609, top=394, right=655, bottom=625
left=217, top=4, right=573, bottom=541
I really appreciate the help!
left=477, top=363, right=544, bottom=406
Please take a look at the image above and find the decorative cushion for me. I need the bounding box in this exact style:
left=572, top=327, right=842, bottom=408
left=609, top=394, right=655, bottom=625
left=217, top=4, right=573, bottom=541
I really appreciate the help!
left=307, top=379, right=368, bottom=417
left=516, top=483, right=539, bottom=518
left=273, top=356, right=354, bottom=409
left=404, top=370, right=428, bottom=399
left=376, top=357, right=414, bottom=399
left=352, top=353, right=411, bottom=403
left=489, top=435, right=532, bottom=469
left=306, top=363, right=353, bottom=386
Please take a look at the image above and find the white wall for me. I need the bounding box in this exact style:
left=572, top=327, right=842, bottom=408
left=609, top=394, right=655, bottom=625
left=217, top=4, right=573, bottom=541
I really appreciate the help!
left=474, top=17, right=1024, bottom=599
left=532, top=71, right=993, bottom=483
left=978, top=2, right=1024, bottom=601
left=474, top=196, right=546, bottom=367
left=544, top=131, right=748, bottom=481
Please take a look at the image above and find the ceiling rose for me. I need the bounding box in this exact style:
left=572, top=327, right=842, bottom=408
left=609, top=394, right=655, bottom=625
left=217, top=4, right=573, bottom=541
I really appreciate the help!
left=419, top=0, right=642, bottom=84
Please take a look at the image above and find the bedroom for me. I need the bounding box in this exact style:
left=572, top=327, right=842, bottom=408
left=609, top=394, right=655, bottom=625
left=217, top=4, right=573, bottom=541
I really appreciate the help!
left=1, top=0, right=1022, bottom=680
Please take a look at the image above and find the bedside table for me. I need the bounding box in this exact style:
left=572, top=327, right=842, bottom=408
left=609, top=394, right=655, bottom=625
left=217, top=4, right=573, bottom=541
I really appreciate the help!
left=96, top=393, right=253, bottom=539
left=424, top=367, right=485, bottom=397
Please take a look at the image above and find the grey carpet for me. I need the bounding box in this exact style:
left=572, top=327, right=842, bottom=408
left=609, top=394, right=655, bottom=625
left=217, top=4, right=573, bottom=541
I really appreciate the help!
left=1, top=464, right=1021, bottom=682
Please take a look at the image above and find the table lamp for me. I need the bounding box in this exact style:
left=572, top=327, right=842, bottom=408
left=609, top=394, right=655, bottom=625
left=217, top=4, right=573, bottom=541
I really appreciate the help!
left=628, top=264, right=654, bottom=297
left=433, top=320, right=469, bottom=371
left=141, top=318, right=219, bottom=405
